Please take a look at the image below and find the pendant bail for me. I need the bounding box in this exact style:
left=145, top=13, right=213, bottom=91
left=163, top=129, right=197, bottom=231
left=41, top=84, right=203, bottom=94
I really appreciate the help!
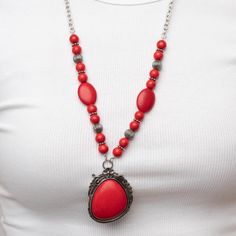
left=102, top=155, right=115, bottom=170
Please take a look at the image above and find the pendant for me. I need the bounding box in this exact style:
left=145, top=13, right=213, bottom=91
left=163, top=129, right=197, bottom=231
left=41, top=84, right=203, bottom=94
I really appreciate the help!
left=88, top=158, right=133, bottom=223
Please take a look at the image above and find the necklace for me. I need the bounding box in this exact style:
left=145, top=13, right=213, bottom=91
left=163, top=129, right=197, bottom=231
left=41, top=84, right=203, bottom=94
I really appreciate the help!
left=64, top=0, right=175, bottom=223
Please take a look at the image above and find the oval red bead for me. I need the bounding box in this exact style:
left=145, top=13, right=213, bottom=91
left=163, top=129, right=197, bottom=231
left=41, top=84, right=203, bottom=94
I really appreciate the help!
left=78, top=82, right=97, bottom=105
left=136, top=88, right=155, bottom=113
left=91, top=179, right=128, bottom=220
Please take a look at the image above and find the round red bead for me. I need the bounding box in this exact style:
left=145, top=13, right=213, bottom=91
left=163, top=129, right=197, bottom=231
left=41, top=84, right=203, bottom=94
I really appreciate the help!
left=157, top=40, right=167, bottom=49
left=96, top=133, right=105, bottom=143
left=99, top=144, right=109, bottom=154
left=136, top=88, right=155, bottom=113
left=154, top=50, right=163, bottom=60
left=87, top=104, right=97, bottom=113
left=78, top=73, right=88, bottom=83
left=76, top=62, right=85, bottom=72
left=78, top=82, right=97, bottom=105
left=135, top=111, right=144, bottom=121
left=90, top=114, right=100, bottom=124
left=130, top=120, right=140, bottom=131
left=146, top=79, right=156, bottom=89
left=72, top=45, right=81, bottom=55
left=119, top=137, right=129, bottom=148
left=113, top=147, right=123, bottom=157
left=150, top=69, right=159, bottom=78
left=70, top=34, right=79, bottom=44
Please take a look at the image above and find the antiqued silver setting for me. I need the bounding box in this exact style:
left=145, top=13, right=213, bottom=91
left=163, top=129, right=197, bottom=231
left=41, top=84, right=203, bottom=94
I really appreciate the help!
left=88, top=168, right=133, bottom=223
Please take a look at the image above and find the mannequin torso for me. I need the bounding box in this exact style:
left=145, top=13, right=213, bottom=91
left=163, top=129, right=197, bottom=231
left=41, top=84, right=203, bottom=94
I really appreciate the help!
left=0, top=0, right=236, bottom=235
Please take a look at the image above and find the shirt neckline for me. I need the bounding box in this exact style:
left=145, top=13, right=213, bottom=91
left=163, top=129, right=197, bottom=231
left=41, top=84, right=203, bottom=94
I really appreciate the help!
left=92, top=0, right=164, bottom=6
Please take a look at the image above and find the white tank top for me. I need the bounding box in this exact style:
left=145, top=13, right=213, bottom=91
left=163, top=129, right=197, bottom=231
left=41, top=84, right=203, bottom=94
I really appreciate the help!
left=0, top=0, right=236, bottom=235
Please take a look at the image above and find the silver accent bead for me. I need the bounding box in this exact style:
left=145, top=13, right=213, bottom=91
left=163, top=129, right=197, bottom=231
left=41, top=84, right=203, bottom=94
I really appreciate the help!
left=152, top=60, right=162, bottom=70
left=93, top=124, right=103, bottom=133
left=124, top=129, right=135, bottom=140
left=73, top=54, right=83, bottom=63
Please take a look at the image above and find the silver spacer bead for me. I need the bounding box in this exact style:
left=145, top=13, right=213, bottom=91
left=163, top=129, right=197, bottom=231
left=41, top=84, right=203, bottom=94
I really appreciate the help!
left=93, top=124, right=103, bottom=133
left=89, top=112, right=97, bottom=116
left=98, top=142, right=106, bottom=145
left=124, top=129, right=135, bottom=140
left=149, top=77, right=156, bottom=81
left=152, top=60, right=162, bottom=70
left=118, top=145, right=125, bottom=151
left=73, top=54, right=83, bottom=63
left=134, top=119, right=141, bottom=123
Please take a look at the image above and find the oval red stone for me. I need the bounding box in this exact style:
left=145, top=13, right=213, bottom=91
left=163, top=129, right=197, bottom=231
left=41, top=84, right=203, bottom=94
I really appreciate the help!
left=91, top=179, right=128, bottom=220
left=136, top=88, right=155, bottom=112
left=78, top=82, right=97, bottom=105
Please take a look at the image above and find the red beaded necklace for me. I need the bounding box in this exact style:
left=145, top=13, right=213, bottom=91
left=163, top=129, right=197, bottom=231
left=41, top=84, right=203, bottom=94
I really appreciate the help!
left=64, top=0, right=174, bottom=223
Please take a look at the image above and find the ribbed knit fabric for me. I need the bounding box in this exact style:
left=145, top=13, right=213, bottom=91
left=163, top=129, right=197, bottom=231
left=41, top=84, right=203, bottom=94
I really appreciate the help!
left=0, top=0, right=236, bottom=235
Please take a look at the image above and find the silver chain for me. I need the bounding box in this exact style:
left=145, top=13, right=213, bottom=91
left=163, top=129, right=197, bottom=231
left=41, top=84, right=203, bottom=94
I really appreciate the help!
left=64, top=0, right=75, bottom=34
left=64, top=0, right=175, bottom=39
left=161, top=0, right=175, bottom=39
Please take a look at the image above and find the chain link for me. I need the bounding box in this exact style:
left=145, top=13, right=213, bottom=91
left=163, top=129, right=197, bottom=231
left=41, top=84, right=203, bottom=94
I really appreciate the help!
left=161, top=0, right=175, bottom=39
left=64, top=0, right=175, bottom=39
left=64, top=0, right=75, bottom=34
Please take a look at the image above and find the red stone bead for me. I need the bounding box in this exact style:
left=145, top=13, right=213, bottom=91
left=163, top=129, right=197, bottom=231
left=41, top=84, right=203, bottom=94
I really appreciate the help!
left=119, top=137, right=129, bottom=148
left=72, top=45, right=82, bottom=55
left=135, top=111, right=144, bottom=121
left=87, top=104, right=97, bottom=113
left=136, top=88, right=155, bottom=113
left=98, top=144, right=109, bottom=154
left=95, top=133, right=105, bottom=143
left=113, top=147, right=123, bottom=157
left=76, top=62, right=85, bottom=72
left=153, top=50, right=163, bottom=60
left=69, top=34, right=79, bottom=44
left=90, top=114, right=100, bottom=124
left=78, top=73, right=88, bottom=83
left=157, top=40, right=167, bottom=50
left=78, top=82, right=97, bottom=105
left=149, top=69, right=159, bottom=78
left=91, top=179, right=128, bottom=220
left=146, top=79, right=156, bottom=89
left=130, top=120, right=140, bottom=131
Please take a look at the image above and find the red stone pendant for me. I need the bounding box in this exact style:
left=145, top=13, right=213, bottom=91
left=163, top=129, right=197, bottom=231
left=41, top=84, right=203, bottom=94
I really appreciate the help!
left=88, top=168, right=133, bottom=223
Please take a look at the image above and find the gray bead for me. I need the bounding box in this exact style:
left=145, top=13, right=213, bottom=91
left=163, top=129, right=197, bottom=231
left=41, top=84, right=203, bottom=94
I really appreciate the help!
left=124, top=129, right=135, bottom=140
left=73, top=54, right=83, bottom=63
left=93, top=124, right=103, bottom=133
left=152, top=60, right=162, bottom=70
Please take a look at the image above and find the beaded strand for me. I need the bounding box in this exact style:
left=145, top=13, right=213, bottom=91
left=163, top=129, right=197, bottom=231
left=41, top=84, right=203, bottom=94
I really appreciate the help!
left=69, top=34, right=167, bottom=158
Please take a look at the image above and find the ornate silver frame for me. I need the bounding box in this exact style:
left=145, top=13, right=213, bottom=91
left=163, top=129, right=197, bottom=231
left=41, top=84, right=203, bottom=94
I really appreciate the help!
left=88, top=168, right=133, bottom=223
